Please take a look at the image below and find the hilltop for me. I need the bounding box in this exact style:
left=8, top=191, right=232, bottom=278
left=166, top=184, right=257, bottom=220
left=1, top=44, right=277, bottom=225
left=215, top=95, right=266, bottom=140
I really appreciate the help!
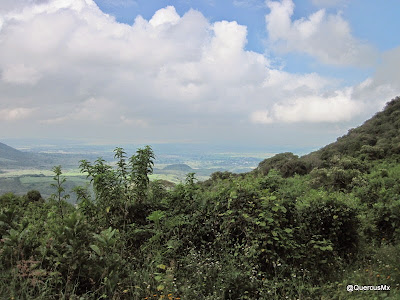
left=162, top=163, right=193, bottom=172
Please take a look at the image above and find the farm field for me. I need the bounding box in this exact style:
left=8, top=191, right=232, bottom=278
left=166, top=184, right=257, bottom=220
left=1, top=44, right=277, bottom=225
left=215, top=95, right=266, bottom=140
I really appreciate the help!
left=0, top=147, right=273, bottom=202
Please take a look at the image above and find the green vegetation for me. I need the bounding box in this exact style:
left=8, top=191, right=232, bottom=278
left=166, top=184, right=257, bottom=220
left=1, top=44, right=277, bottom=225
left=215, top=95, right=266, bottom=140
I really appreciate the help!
left=1, top=97, right=400, bottom=299
left=162, top=164, right=193, bottom=172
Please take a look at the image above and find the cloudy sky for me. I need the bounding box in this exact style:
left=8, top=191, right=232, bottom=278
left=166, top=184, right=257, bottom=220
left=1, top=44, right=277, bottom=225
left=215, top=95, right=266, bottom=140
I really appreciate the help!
left=0, top=0, right=399, bottom=150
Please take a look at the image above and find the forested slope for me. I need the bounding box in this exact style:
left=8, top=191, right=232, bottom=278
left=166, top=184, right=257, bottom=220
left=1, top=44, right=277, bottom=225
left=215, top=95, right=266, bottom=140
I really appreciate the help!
left=306, top=96, right=400, bottom=164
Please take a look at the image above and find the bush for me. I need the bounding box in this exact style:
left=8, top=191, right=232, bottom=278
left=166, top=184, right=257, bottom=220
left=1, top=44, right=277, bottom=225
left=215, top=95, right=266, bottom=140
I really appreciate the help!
left=297, top=191, right=360, bottom=281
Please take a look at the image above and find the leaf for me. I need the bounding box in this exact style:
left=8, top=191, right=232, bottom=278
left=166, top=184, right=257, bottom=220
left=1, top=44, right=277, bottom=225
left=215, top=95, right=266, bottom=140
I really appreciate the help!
left=157, top=285, right=164, bottom=291
left=284, top=228, right=293, bottom=234
left=157, top=264, right=166, bottom=270
left=322, top=245, right=333, bottom=251
left=147, top=210, right=165, bottom=222
left=90, top=244, right=101, bottom=256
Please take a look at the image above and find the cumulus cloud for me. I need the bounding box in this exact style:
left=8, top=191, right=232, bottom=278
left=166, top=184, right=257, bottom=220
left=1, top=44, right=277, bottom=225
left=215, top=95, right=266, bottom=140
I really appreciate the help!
left=0, top=107, right=34, bottom=120
left=40, top=97, right=118, bottom=124
left=251, top=89, right=360, bottom=124
left=265, top=0, right=377, bottom=66
left=0, top=0, right=397, bottom=144
left=149, top=6, right=180, bottom=27
left=250, top=110, right=274, bottom=124
left=2, top=63, right=41, bottom=84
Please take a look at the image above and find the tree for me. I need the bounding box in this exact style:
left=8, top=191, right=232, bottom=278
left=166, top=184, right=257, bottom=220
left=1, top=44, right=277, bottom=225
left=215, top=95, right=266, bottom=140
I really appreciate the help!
left=78, top=146, right=156, bottom=228
left=50, top=165, right=70, bottom=219
left=130, top=145, right=155, bottom=204
left=26, top=190, right=43, bottom=203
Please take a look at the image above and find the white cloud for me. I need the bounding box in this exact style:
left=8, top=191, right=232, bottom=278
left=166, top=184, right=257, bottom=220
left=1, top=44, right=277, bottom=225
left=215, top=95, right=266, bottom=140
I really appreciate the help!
left=41, top=97, right=117, bottom=124
left=0, top=0, right=50, bottom=14
left=0, top=107, right=34, bottom=120
left=251, top=89, right=362, bottom=123
left=120, top=115, right=148, bottom=127
left=2, top=64, right=41, bottom=84
left=265, top=0, right=377, bottom=66
left=250, top=110, right=274, bottom=124
left=149, top=6, right=180, bottom=27
left=0, top=0, right=397, bottom=144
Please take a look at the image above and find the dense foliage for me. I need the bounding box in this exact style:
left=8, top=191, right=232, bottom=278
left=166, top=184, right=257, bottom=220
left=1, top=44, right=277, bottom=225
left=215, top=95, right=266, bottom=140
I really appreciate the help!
left=1, top=98, right=400, bottom=299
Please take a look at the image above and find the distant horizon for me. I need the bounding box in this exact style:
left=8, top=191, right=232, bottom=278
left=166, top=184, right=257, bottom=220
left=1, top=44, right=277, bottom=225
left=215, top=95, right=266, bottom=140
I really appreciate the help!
left=0, top=138, right=316, bottom=157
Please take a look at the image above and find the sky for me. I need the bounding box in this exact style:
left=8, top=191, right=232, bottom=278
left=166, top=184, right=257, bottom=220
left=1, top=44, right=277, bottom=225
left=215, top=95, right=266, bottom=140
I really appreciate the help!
left=0, top=0, right=399, bottom=150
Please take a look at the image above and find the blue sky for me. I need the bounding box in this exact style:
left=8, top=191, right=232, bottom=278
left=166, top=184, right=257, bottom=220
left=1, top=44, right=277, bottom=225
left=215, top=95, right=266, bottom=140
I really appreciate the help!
left=0, top=0, right=399, bottom=150
left=95, top=0, right=400, bottom=64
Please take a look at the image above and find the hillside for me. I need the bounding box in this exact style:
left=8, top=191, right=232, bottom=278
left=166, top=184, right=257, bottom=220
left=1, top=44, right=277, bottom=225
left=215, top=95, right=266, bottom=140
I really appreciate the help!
left=0, top=142, right=36, bottom=167
left=162, top=163, right=193, bottom=172
left=255, top=96, right=400, bottom=177
left=0, top=142, right=98, bottom=170
left=305, top=96, right=400, bottom=164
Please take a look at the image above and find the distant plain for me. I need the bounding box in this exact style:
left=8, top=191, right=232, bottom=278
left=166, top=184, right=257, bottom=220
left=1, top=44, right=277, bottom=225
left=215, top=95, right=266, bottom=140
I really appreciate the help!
left=0, top=140, right=306, bottom=202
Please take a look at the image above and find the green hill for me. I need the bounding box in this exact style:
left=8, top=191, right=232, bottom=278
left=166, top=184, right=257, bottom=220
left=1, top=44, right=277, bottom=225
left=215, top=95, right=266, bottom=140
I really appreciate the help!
left=0, top=142, right=34, bottom=166
left=255, top=96, right=400, bottom=177
left=305, top=96, right=400, bottom=165
left=163, top=163, right=193, bottom=172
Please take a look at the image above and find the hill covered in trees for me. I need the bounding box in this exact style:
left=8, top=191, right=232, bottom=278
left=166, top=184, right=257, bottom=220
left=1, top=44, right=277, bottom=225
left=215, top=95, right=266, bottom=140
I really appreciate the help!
left=306, top=96, right=400, bottom=164
left=1, top=97, right=400, bottom=299
left=255, top=96, right=400, bottom=179
left=162, top=164, right=193, bottom=172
